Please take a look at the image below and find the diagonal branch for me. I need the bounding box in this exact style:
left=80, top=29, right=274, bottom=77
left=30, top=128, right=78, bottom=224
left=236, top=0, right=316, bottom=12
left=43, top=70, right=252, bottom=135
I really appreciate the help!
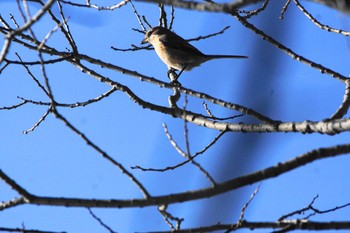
left=0, top=0, right=56, bottom=63
left=230, top=11, right=348, bottom=83
left=293, top=0, right=350, bottom=36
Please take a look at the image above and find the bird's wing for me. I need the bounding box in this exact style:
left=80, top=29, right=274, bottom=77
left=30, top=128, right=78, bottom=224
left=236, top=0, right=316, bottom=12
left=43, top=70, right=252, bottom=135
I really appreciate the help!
left=159, top=33, right=205, bottom=56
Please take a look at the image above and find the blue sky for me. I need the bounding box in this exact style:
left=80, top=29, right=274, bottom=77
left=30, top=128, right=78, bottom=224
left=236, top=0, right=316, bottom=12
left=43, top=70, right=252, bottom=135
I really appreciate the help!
left=1, top=0, right=350, bottom=232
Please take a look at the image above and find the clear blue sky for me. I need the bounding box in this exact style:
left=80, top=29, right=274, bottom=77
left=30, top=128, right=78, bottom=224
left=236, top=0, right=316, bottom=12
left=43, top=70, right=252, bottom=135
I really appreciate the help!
left=1, top=0, right=350, bottom=232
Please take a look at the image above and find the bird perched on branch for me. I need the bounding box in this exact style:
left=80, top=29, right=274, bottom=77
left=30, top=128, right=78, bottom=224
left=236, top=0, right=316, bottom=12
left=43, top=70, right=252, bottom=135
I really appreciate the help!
left=141, top=26, right=248, bottom=77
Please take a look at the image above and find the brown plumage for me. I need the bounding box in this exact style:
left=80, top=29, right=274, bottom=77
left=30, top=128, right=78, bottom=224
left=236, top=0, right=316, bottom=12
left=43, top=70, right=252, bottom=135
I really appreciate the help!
left=141, top=26, right=248, bottom=72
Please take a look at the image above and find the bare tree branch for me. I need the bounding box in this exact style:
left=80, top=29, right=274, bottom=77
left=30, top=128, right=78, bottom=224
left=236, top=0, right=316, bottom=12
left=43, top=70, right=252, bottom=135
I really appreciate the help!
left=1, top=142, right=349, bottom=209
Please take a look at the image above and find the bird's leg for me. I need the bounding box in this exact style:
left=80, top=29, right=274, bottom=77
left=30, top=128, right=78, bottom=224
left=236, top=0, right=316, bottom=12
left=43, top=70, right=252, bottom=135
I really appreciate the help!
left=167, top=68, right=177, bottom=80
left=176, top=65, right=187, bottom=80
left=167, top=68, right=182, bottom=86
left=166, top=68, right=181, bottom=108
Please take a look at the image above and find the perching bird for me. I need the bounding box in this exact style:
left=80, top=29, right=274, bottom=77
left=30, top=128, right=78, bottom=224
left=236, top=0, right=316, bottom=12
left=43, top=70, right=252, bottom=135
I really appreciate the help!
left=141, top=26, right=248, bottom=75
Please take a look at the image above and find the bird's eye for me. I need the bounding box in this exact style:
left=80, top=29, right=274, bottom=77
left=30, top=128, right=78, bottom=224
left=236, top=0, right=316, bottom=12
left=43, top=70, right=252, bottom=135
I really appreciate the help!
left=148, top=29, right=155, bottom=36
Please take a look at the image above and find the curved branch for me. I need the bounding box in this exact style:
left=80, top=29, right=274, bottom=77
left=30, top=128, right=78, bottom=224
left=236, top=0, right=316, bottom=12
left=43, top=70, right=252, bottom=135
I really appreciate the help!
left=1, top=142, right=349, bottom=208
left=330, top=80, right=350, bottom=119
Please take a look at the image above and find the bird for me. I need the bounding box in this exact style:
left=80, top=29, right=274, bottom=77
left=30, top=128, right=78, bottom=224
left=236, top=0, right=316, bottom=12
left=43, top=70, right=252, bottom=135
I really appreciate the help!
left=141, top=26, right=248, bottom=77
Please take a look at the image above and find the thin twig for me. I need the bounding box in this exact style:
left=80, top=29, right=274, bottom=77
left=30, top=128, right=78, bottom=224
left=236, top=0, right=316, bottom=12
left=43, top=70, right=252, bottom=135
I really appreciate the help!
left=22, top=106, right=51, bottom=134
left=88, top=208, right=117, bottom=233
left=4, top=55, right=71, bottom=65
left=187, top=25, right=230, bottom=43
left=142, top=15, right=152, bottom=29
left=169, top=6, right=175, bottom=30
left=132, top=130, right=226, bottom=172
left=231, top=11, right=348, bottom=83
left=130, top=0, right=146, bottom=32
left=60, top=0, right=130, bottom=10
left=56, top=1, right=78, bottom=53
left=183, top=96, right=217, bottom=186
left=280, top=0, right=292, bottom=19
left=238, top=0, right=269, bottom=19
left=17, top=87, right=117, bottom=108
left=279, top=195, right=350, bottom=221
left=158, top=205, right=184, bottom=231
left=0, top=100, right=27, bottom=110
left=9, top=14, right=20, bottom=28
left=15, top=52, right=49, bottom=96
left=238, top=185, right=261, bottom=224
left=38, top=17, right=68, bottom=50
left=203, top=101, right=245, bottom=121
left=158, top=3, right=168, bottom=28
left=0, top=14, right=11, bottom=29
left=330, top=80, right=350, bottom=119
left=294, top=0, right=350, bottom=36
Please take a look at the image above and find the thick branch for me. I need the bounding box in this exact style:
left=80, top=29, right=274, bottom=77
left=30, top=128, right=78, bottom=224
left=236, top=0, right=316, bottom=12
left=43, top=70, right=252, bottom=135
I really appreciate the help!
left=142, top=220, right=350, bottom=232
left=1, top=142, right=349, bottom=209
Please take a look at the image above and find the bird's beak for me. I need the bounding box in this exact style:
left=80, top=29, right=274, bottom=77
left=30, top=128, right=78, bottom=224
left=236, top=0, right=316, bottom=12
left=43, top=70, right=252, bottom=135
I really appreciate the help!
left=141, top=37, right=148, bottom=45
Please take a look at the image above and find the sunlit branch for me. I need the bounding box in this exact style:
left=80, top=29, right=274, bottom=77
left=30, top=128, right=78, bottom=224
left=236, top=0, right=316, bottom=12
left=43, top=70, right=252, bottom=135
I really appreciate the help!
left=0, top=24, right=276, bottom=123
left=75, top=54, right=277, bottom=123
left=330, top=80, right=350, bottom=119
left=22, top=106, right=51, bottom=134
left=1, top=24, right=350, bottom=133
left=0, top=197, right=27, bottom=211
left=59, top=0, right=130, bottom=10
left=157, top=205, right=184, bottom=231
left=280, top=0, right=292, bottom=19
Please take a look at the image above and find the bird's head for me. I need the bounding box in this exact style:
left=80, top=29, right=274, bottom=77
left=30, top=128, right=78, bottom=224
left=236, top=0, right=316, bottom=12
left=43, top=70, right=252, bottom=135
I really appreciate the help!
left=141, top=26, right=167, bottom=44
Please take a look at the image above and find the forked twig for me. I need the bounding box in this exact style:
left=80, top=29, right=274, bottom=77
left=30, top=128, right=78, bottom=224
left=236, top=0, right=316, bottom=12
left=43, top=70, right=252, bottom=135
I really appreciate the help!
left=158, top=205, right=184, bottom=231
left=131, top=129, right=226, bottom=172
left=130, top=0, right=147, bottom=32
left=279, top=195, right=350, bottom=221
left=203, top=101, right=245, bottom=121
